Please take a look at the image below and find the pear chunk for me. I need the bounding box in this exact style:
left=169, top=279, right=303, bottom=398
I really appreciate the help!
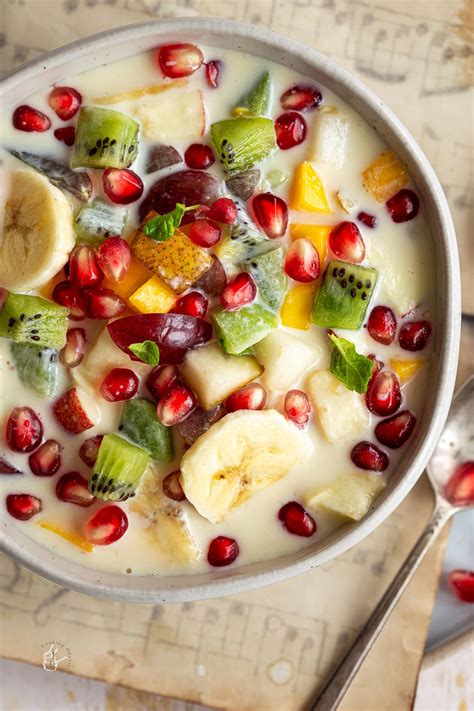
left=253, top=331, right=322, bottom=394
left=308, top=371, right=369, bottom=443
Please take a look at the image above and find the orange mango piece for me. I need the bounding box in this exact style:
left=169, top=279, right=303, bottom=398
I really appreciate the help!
left=280, top=283, right=317, bottom=330
left=290, top=162, right=332, bottom=213
left=290, top=224, right=331, bottom=265
left=362, top=150, right=408, bottom=202
left=39, top=522, right=93, bottom=552
left=102, top=257, right=152, bottom=301
left=129, top=276, right=177, bottom=314
left=390, top=357, right=425, bottom=384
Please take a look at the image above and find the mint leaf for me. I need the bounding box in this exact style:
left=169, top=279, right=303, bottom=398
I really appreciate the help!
left=129, top=341, right=160, bottom=367
left=329, top=334, right=373, bottom=394
left=143, top=203, right=200, bottom=242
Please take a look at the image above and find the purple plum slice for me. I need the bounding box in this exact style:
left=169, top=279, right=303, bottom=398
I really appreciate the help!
left=139, top=169, right=222, bottom=222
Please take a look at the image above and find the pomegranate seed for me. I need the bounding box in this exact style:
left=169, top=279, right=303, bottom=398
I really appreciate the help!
left=399, top=320, right=432, bottom=351
left=56, top=471, right=95, bottom=507
left=184, top=143, right=215, bottom=170
left=157, top=43, right=204, bottom=78
left=252, top=192, right=288, bottom=239
left=103, top=168, right=143, bottom=205
left=280, top=84, right=323, bottom=112
left=357, top=211, right=377, bottom=228
left=285, top=239, right=320, bottom=283
left=367, top=354, right=385, bottom=381
left=52, top=280, right=87, bottom=320
left=100, top=368, right=139, bottom=402
left=6, top=494, right=42, bottom=521
left=278, top=501, right=316, bottom=537
left=48, top=86, right=82, bottom=120
left=284, top=390, right=312, bottom=428
left=375, top=410, right=416, bottom=449
left=6, top=407, right=43, bottom=453
left=207, top=197, right=238, bottom=224
left=84, top=505, right=128, bottom=545
left=59, top=327, right=87, bottom=368
left=207, top=536, right=239, bottom=567
left=0, top=287, right=8, bottom=309
left=146, top=365, right=179, bottom=401
left=366, top=370, right=402, bottom=416
left=157, top=383, right=197, bottom=426
left=85, top=287, right=126, bottom=319
left=329, top=221, right=366, bottom=263
left=54, top=126, right=75, bottom=146
left=12, top=105, right=51, bottom=132
left=367, top=306, right=397, bottom=345
left=386, top=189, right=419, bottom=223
left=444, top=461, right=474, bottom=507
left=28, top=439, right=62, bottom=476
left=226, top=383, right=267, bottom=412
left=189, top=218, right=221, bottom=248
left=448, top=570, right=474, bottom=603
left=162, top=471, right=186, bottom=501
left=96, top=237, right=131, bottom=283
left=351, top=441, right=389, bottom=471
left=69, top=244, right=103, bottom=289
left=205, top=60, right=222, bottom=88
left=220, top=272, right=257, bottom=310
left=0, top=457, right=22, bottom=475
left=275, top=111, right=307, bottom=149
left=171, top=291, right=208, bottom=319
left=79, top=435, right=103, bottom=467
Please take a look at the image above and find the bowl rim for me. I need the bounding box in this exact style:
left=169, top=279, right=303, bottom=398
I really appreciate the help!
left=0, top=17, right=461, bottom=602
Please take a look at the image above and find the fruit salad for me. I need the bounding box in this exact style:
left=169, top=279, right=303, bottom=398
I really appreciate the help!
left=0, top=42, right=435, bottom=576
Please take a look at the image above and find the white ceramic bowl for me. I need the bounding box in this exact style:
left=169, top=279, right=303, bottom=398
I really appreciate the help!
left=0, top=18, right=461, bottom=602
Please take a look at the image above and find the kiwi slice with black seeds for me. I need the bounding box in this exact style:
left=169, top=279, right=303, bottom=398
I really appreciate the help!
left=74, top=198, right=128, bottom=244
left=72, top=107, right=139, bottom=169
left=10, top=342, right=59, bottom=398
left=312, top=260, right=378, bottom=330
left=89, top=433, right=150, bottom=502
left=245, top=248, right=287, bottom=311
left=210, top=117, right=276, bottom=173
left=0, top=293, right=68, bottom=349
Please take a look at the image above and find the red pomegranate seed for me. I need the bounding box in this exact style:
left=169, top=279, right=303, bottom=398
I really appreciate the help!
left=358, top=211, right=377, bottom=228
left=367, top=306, right=397, bottom=345
left=386, top=189, right=420, bottom=223
left=0, top=287, right=8, bottom=309
left=205, top=60, right=222, bottom=88
left=52, top=280, right=87, bottom=320
left=366, top=370, right=402, bottom=416
left=157, top=43, right=204, bottom=78
left=96, top=236, right=131, bottom=283
left=54, top=126, right=75, bottom=146
left=399, top=320, right=432, bottom=351
left=284, top=390, right=312, bottom=428
left=103, top=168, right=143, bottom=205
left=448, top=570, right=474, bottom=603
left=56, top=471, right=95, bottom=507
left=189, top=218, right=221, bottom=248
left=171, top=291, right=208, bottom=319
left=6, top=407, right=43, bottom=453
left=84, top=505, right=128, bottom=545
left=157, top=383, right=197, bottom=426
left=184, top=143, right=215, bottom=170
left=252, top=192, right=288, bottom=239
left=12, top=105, right=51, bottom=132
left=6, top=494, right=42, bottom=521
left=375, top=410, right=416, bottom=449
left=100, top=368, right=139, bottom=402
left=220, top=272, right=257, bottom=310
left=162, top=471, right=186, bottom=501
left=226, top=383, right=267, bottom=412
left=367, top=354, right=384, bottom=381
left=207, top=197, right=238, bottom=224
left=85, top=287, right=126, bottom=319
left=79, top=435, right=103, bottom=467
left=48, top=86, right=82, bottom=120
left=28, top=439, right=62, bottom=476
left=146, top=365, right=179, bottom=402
left=59, top=327, right=87, bottom=368
left=0, top=457, right=22, bottom=475
left=280, top=84, right=323, bottom=112
left=278, top=501, right=316, bottom=537
left=275, top=111, right=307, bottom=149
left=207, top=535, right=239, bottom=567
left=69, top=244, right=103, bottom=289
left=329, top=221, right=366, bottom=263
left=351, top=441, right=389, bottom=471
left=444, top=461, right=474, bottom=507
left=284, top=239, right=320, bottom=283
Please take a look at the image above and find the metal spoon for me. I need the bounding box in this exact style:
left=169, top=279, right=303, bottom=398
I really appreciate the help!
left=310, top=375, right=474, bottom=711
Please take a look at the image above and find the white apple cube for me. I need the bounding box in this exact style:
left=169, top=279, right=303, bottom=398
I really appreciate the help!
left=253, top=331, right=322, bottom=394
left=311, top=113, right=349, bottom=168
left=305, top=471, right=386, bottom=521
left=134, top=89, right=205, bottom=140
left=307, top=370, right=369, bottom=443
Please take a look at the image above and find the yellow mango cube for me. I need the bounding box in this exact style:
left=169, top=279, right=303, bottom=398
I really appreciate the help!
left=290, top=224, right=330, bottom=265
left=290, top=162, right=332, bottom=213
left=102, top=256, right=152, bottom=300
left=362, top=150, right=408, bottom=202
left=280, top=284, right=317, bottom=330
left=129, top=276, right=177, bottom=314
left=39, top=522, right=93, bottom=552
left=390, top=357, right=425, bottom=384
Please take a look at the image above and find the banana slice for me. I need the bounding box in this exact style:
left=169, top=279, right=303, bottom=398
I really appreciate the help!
left=180, top=409, right=312, bottom=523
left=0, top=170, right=75, bottom=291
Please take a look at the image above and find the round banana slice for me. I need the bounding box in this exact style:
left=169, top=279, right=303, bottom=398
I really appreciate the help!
left=180, top=409, right=313, bottom=523
left=0, top=170, right=75, bottom=291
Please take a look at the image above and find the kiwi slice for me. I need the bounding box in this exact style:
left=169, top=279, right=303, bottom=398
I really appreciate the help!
left=89, top=433, right=150, bottom=502
left=10, top=342, right=59, bottom=398
left=9, top=149, right=92, bottom=201
left=216, top=202, right=272, bottom=264
left=212, top=304, right=278, bottom=355
left=234, top=72, right=272, bottom=116
left=245, top=248, right=287, bottom=311
left=74, top=198, right=128, bottom=244
left=0, top=293, right=68, bottom=349
left=210, top=117, right=276, bottom=173
left=120, top=398, right=174, bottom=463
left=312, top=260, right=378, bottom=330
left=72, top=107, right=139, bottom=169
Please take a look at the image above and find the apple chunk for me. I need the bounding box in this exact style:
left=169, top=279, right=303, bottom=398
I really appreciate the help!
left=253, top=331, right=322, bottom=394
left=308, top=370, right=369, bottom=443
left=305, top=471, right=386, bottom=521
left=134, top=89, right=205, bottom=140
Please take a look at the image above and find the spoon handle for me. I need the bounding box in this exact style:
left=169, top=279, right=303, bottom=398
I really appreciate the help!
left=309, top=503, right=451, bottom=711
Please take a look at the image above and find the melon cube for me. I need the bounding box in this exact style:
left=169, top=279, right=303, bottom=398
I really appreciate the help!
left=290, top=162, right=332, bottom=213
left=362, top=150, right=408, bottom=203
left=128, top=276, right=177, bottom=314
left=305, top=471, right=386, bottom=521
left=290, top=223, right=330, bottom=264
left=310, top=113, right=349, bottom=168
left=253, top=331, right=322, bottom=394
left=280, top=284, right=317, bottom=331
left=307, top=370, right=369, bottom=443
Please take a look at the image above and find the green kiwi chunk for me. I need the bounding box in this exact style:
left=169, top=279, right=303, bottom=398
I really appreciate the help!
left=245, top=248, right=287, bottom=311
left=120, top=398, right=174, bottom=463
left=0, top=293, right=68, bottom=349
left=89, top=433, right=150, bottom=502
left=74, top=198, right=128, bottom=244
left=216, top=202, right=272, bottom=264
left=10, top=342, right=59, bottom=398
left=212, top=304, right=278, bottom=355
left=210, top=117, right=276, bottom=173
left=234, top=72, right=272, bottom=116
left=312, top=260, right=378, bottom=330
left=9, top=149, right=92, bottom=201
left=72, top=107, right=139, bottom=169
